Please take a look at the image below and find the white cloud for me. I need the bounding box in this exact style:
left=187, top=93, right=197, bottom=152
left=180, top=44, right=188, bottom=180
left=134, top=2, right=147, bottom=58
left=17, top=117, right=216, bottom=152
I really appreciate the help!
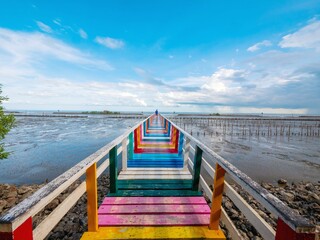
left=201, top=68, right=247, bottom=92
left=0, top=28, right=112, bottom=70
left=79, top=28, right=88, bottom=39
left=247, top=40, right=272, bottom=52
left=95, top=36, right=124, bottom=49
left=36, top=21, right=53, bottom=33
left=279, top=20, right=320, bottom=51
left=53, top=19, right=62, bottom=26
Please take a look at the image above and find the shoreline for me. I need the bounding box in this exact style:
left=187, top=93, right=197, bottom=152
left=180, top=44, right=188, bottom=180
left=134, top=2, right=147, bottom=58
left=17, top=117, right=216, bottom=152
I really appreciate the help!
left=0, top=178, right=318, bottom=239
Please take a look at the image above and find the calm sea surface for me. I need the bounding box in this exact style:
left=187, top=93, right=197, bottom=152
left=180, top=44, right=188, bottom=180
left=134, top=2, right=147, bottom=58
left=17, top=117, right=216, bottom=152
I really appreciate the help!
left=1, top=114, right=319, bottom=184
left=0, top=115, right=139, bottom=184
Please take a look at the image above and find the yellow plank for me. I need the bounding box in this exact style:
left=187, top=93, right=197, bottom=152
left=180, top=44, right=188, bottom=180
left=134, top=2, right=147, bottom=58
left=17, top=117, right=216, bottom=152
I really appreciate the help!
left=81, top=226, right=225, bottom=239
left=86, top=163, right=98, bottom=232
left=209, top=163, right=226, bottom=230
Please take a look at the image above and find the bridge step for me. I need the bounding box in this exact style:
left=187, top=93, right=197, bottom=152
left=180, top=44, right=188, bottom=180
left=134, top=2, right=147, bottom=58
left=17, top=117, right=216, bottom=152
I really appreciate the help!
left=118, top=179, right=193, bottom=190
left=101, top=196, right=207, bottom=205
left=108, top=190, right=202, bottom=197
left=99, top=196, right=210, bottom=226
left=81, top=226, right=225, bottom=239
left=118, top=170, right=192, bottom=180
left=81, top=196, right=225, bottom=239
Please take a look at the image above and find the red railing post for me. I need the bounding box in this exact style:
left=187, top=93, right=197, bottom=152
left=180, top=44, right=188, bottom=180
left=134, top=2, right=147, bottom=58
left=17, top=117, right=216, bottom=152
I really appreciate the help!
left=275, top=218, right=316, bottom=240
left=0, top=217, right=33, bottom=240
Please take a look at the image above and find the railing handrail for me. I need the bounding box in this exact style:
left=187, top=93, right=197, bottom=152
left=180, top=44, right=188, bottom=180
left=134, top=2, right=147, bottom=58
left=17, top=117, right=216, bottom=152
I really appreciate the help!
left=164, top=114, right=315, bottom=233
left=0, top=115, right=152, bottom=230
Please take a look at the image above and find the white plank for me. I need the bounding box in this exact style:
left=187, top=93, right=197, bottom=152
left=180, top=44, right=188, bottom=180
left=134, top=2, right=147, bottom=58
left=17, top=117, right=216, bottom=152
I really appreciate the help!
left=1, top=115, right=152, bottom=231
left=126, top=167, right=185, bottom=171
left=118, top=174, right=192, bottom=180
left=221, top=207, right=242, bottom=240
left=199, top=175, right=242, bottom=240
left=33, top=182, right=86, bottom=240
left=117, top=146, right=123, bottom=155
left=97, top=158, right=110, bottom=177
left=164, top=115, right=314, bottom=232
left=119, top=170, right=191, bottom=175
left=224, top=182, right=276, bottom=239
left=183, top=137, right=191, bottom=170
left=121, top=138, right=127, bottom=171
left=201, top=158, right=276, bottom=239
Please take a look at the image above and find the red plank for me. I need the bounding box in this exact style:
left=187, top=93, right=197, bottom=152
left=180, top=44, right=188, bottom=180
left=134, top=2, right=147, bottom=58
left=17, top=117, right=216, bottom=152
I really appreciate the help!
left=275, top=218, right=316, bottom=240
left=98, top=213, right=210, bottom=226
left=101, top=196, right=207, bottom=205
left=14, top=217, right=33, bottom=240
left=98, top=204, right=210, bottom=214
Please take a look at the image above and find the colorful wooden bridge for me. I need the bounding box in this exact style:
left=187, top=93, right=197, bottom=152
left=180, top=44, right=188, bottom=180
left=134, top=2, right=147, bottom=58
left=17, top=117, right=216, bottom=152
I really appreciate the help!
left=0, top=114, right=318, bottom=240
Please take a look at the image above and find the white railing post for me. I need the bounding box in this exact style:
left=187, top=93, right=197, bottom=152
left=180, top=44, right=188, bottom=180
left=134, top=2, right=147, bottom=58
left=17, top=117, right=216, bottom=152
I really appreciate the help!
left=122, top=137, right=128, bottom=171
left=183, top=137, right=190, bottom=170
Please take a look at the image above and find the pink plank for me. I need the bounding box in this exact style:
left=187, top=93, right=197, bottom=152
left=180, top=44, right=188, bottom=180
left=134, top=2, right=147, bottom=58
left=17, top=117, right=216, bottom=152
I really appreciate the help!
left=98, top=204, right=210, bottom=215
left=101, top=197, right=207, bottom=205
left=98, top=214, right=210, bottom=226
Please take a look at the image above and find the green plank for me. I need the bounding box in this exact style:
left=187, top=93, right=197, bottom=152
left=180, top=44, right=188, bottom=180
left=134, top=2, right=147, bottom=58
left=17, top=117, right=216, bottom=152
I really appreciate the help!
left=128, top=132, right=133, bottom=159
left=108, top=190, right=203, bottom=197
left=118, top=183, right=192, bottom=190
left=192, top=146, right=203, bottom=191
left=109, top=146, right=117, bottom=193
left=118, top=179, right=193, bottom=184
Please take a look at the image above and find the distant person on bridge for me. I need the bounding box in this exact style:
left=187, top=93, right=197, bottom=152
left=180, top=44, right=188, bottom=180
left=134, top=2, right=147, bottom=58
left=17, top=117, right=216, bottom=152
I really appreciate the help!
left=155, top=109, right=158, bottom=115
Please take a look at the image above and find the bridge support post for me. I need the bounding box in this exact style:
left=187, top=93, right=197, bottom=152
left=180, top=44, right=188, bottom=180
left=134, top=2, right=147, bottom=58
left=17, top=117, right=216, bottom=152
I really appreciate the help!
left=275, top=218, right=316, bottom=240
left=122, top=137, right=128, bottom=171
left=110, top=146, right=118, bottom=193
left=209, top=163, right=226, bottom=230
left=86, top=163, right=98, bottom=232
left=192, top=146, right=203, bottom=191
left=183, top=137, right=190, bottom=170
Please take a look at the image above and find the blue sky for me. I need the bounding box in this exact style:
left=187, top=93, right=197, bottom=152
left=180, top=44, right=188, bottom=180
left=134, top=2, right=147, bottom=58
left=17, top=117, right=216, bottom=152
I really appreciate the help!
left=0, top=1, right=320, bottom=113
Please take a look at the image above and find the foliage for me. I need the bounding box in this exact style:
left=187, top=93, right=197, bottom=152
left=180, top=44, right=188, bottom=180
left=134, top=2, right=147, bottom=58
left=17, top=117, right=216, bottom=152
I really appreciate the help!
left=81, top=110, right=120, bottom=115
left=0, top=86, right=15, bottom=159
left=209, top=113, right=220, bottom=116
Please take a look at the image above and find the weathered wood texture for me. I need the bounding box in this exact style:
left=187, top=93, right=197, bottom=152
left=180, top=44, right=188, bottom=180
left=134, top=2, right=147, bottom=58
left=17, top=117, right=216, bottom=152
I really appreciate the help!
left=165, top=115, right=316, bottom=234
left=0, top=116, right=150, bottom=233
left=192, top=146, right=203, bottom=191
left=86, top=163, right=98, bottom=232
left=98, top=196, right=211, bottom=226
left=109, top=146, right=118, bottom=194
left=81, top=226, right=226, bottom=240
left=209, top=164, right=226, bottom=230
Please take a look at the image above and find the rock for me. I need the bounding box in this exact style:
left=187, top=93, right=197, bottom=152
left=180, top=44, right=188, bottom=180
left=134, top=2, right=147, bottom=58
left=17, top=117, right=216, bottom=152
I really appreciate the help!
left=224, top=200, right=233, bottom=209
left=252, top=237, right=263, bottom=240
left=278, top=178, right=287, bottom=185
left=308, top=193, right=320, bottom=204
left=5, top=197, right=17, bottom=208
left=18, top=186, right=33, bottom=195
left=257, top=209, right=268, bottom=219
left=0, top=199, right=7, bottom=212
left=46, top=199, right=60, bottom=211
left=280, top=191, right=295, bottom=202
left=305, top=183, right=314, bottom=191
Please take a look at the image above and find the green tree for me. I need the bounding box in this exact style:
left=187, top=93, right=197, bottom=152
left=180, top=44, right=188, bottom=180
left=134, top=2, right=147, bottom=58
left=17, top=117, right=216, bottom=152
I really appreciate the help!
left=0, top=85, right=15, bottom=159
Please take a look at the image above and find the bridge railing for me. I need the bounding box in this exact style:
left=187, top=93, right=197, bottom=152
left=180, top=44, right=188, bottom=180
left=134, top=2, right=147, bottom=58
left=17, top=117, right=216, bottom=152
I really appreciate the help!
left=165, top=115, right=318, bottom=240
left=1, top=114, right=317, bottom=240
left=0, top=115, right=152, bottom=240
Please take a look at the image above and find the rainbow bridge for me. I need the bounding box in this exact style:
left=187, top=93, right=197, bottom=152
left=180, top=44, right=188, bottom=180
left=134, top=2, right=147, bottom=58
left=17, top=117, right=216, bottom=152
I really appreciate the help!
left=0, top=114, right=317, bottom=239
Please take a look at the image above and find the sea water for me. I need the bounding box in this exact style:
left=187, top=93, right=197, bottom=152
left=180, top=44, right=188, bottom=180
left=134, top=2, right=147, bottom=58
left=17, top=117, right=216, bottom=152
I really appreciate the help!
left=1, top=114, right=319, bottom=184
left=0, top=115, right=139, bottom=184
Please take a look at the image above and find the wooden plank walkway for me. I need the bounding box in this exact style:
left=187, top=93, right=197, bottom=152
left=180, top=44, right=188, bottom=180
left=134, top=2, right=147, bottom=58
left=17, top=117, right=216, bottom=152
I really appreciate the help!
left=81, top=114, right=225, bottom=239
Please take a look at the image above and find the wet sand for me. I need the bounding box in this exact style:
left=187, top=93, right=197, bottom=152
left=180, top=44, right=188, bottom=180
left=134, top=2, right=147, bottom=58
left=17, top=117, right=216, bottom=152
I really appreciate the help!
left=171, top=116, right=320, bottom=183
